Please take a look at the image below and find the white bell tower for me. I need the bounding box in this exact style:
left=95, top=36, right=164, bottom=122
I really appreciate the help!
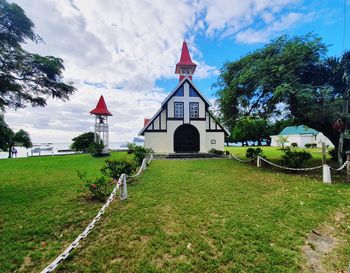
left=90, top=95, right=113, bottom=152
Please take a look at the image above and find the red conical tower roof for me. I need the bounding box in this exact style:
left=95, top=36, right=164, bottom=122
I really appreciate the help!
left=175, top=41, right=197, bottom=74
left=90, top=95, right=112, bottom=116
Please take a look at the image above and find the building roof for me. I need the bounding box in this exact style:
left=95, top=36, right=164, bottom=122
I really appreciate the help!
left=90, top=95, right=113, bottom=116
left=279, top=125, right=319, bottom=136
left=175, top=41, right=196, bottom=74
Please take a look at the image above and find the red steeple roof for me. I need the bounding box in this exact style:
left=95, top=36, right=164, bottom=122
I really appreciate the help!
left=90, top=95, right=112, bottom=116
left=175, top=40, right=197, bottom=74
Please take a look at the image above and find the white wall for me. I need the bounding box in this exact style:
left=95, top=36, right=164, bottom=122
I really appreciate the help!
left=316, top=132, right=334, bottom=148
left=206, top=132, right=225, bottom=151
left=270, top=134, right=317, bottom=148
left=144, top=132, right=168, bottom=153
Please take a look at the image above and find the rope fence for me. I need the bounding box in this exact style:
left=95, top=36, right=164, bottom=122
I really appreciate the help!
left=229, top=152, right=349, bottom=184
left=41, top=153, right=154, bottom=273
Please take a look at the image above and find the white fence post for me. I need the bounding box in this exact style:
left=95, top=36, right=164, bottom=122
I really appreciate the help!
left=323, top=164, right=332, bottom=184
left=229, top=153, right=232, bottom=159
left=257, top=156, right=261, bottom=168
left=142, top=158, right=147, bottom=171
left=119, top=174, right=128, bottom=200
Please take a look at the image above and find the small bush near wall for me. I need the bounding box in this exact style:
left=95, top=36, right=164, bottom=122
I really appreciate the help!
left=246, top=148, right=266, bottom=159
left=127, top=144, right=152, bottom=165
left=281, top=148, right=312, bottom=168
left=291, top=143, right=298, bottom=148
left=209, top=148, right=225, bottom=155
left=305, top=143, right=317, bottom=148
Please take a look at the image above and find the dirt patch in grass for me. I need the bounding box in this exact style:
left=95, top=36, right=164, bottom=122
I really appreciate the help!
left=302, top=211, right=348, bottom=273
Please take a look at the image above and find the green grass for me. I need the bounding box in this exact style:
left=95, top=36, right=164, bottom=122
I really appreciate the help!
left=0, top=152, right=128, bottom=272
left=1, top=153, right=349, bottom=272
left=225, top=146, right=328, bottom=161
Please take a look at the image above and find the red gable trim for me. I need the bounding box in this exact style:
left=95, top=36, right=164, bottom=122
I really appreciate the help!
left=90, top=95, right=113, bottom=116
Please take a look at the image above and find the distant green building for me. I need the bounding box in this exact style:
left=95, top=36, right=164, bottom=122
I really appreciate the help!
left=270, top=125, right=334, bottom=148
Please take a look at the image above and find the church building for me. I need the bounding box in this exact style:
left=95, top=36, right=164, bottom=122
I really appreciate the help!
left=139, top=41, right=229, bottom=154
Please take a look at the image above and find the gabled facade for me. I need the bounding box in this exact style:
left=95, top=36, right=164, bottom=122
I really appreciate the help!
left=139, top=41, right=229, bottom=154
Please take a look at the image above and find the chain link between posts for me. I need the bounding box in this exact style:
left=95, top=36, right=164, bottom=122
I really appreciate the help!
left=41, top=153, right=153, bottom=273
left=230, top=152, right=349, bottom=173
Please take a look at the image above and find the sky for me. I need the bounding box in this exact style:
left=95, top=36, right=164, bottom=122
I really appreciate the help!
left=5, top=0, right=350, bottom=144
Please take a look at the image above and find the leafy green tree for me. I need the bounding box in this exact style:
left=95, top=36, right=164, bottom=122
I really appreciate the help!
left=0, top=114, right=13, bottom=151
left=0, top=115, right=32, bottom=157
left=0, top=0, right=75, bottom=110
left=71, top=132, right=95, bottom=152
left=216, top=34, right=350, bottom=153
left=231, top=116, right=269, bottom=146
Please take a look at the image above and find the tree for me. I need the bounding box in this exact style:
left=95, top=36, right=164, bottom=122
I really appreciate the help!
left=276, top=136, right=289, bottom=149
left=71, top=132, right=95, bottom=152
left=231, top=116, right=269, bottom=146
left=216, top=34, right=350, bottom=154
left=0, top=0, right=75, bottom=111
left=0, top=114, right=32, bottom=157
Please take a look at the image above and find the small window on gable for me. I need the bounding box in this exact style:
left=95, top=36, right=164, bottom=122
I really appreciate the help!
left=190, top=102, right=199, bottom=118
left=189, top=86, right=198, bottom=97
left=174, top=102, right=184, bottom=118
left=175, top=86, right=184, bottom=96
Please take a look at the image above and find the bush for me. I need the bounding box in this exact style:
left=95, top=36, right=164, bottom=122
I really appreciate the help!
left=77, top=171, right=111, bottom=201
left=127, top=144, right=152, bottom=165
left=290, top=142, right=298, bottom=148
left=305, top=143, right=317, bottom=148
left=127, top=142, right=134, bottom=154
left=88, top=141, right=106, bottom=156
left=100, top=158, right=136, bottom=180
left=280, top=148, right=312, bottom=168
left=246, top=147, right=266, bottom=159
left=71, top=132, right=95, bottom=152
left=209, top=148, right=225, bottom=155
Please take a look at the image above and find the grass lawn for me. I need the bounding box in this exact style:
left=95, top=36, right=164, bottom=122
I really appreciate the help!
left=225, top=146, right=328, bottom=162
left=0, top=152, right=129, bottom=273
left=1, top=154, right=350, bottom=272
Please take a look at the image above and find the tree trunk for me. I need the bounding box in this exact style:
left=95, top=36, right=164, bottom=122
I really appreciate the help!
left=8, top=144, right=12, bottom=158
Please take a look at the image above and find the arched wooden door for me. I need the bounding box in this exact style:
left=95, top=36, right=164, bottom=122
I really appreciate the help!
left=173, top=124, right=200, bottom=153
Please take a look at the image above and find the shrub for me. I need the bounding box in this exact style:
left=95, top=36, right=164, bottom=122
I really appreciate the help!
left=88, top=141, right=106, bottom=157
left=209, top=148, right=225, bottom=155
left=305, top=143, right=317, bottom=148
left=127, top=142, right=134, bottom=154
left=246, top=147, right=266, bottom=159
left=280, top=148, right=312, bottom=168
left=77, top=171, right=111, bottom=201
left=127, top=144, right=152, bottom=165
left=290, top=142, right=298, bottom=148
left=100, top=158, right=136, bottom=180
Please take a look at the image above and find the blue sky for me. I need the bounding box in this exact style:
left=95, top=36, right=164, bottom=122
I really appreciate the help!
left=5, top=0, right=350, bottom=143
left=157, top=0, right=349, bottom=99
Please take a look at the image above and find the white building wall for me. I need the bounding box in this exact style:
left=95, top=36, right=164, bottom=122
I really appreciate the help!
left=271, top=134, right=319, bottom=148
left=316, top=133, right=334, bottom=148
left=144, top=132, right=168, bottom=153
left=190, top=120, right=207, bottom=153
left=206, top=132, right=225, bottom=151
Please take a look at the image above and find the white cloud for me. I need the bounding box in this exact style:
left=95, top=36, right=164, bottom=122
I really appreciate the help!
left=236, top=12, right=305, bottom=44
left=203, top=0, right=303, bottom=42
